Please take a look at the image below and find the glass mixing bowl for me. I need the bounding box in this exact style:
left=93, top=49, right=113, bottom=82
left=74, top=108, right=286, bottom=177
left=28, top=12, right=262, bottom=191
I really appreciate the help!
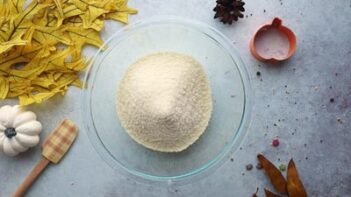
left=81, top=17, right=251, bottom=183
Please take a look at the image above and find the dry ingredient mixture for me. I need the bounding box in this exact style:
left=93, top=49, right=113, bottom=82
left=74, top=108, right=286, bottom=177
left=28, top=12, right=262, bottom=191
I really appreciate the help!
left=116, top=52, right=212, bottom=152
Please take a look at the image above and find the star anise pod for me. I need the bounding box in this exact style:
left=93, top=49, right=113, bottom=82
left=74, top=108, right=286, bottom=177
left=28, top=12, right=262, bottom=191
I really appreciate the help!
left=213, top=0, right=245, bottom=24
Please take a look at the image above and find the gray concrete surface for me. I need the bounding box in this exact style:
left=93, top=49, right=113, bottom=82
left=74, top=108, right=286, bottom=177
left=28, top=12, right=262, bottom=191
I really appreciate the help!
left=1, top=0, right=350, bottom=196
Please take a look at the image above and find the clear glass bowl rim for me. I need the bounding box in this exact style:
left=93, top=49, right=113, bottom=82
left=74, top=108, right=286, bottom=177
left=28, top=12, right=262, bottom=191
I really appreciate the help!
left=81, top=16, right=252, bottom=184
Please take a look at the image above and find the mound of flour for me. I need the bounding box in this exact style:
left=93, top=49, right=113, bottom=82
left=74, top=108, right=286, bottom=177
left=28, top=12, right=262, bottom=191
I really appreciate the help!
left=116, top=52, right=212, bottom=152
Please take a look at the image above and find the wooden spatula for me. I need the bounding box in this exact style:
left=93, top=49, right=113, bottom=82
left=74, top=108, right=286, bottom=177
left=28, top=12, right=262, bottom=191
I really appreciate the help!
left=12, top=119, right=78, bottom=197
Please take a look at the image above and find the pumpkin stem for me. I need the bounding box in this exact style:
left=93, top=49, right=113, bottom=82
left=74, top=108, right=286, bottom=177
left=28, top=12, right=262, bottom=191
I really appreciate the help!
left=5, top=128, right=17, bottom=138
left=272, top=17, right=282, bottom=28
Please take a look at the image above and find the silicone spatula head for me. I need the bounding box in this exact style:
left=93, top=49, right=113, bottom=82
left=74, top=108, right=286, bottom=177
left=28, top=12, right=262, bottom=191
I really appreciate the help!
left=42, top=119, right=78, bottom=164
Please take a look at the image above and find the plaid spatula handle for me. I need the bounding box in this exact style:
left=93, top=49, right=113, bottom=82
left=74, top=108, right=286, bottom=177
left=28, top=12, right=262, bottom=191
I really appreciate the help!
left=12, top=158, right=50, bottom=197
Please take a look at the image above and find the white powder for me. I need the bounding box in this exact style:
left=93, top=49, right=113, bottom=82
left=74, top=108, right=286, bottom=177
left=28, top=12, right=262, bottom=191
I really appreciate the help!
left=116, top=52, right=212, bottom=152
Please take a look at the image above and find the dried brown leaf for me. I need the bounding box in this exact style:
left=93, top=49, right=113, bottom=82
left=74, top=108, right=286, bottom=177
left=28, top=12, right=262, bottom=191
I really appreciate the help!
left=287, top=159, right=307, bottom=197
left=264, top=188, right=282, bottom=197
left=251, top=187, right=259, bottom=197
left=257, top=154, right=287, bottom=194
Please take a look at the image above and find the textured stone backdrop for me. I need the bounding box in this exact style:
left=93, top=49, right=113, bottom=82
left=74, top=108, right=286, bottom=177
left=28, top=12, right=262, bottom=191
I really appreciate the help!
left=0, top=0, right=350, bottom=196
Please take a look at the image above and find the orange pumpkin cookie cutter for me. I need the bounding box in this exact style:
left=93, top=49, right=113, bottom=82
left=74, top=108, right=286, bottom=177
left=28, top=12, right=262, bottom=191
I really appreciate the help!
left=250, top=17, right=297, bottom=63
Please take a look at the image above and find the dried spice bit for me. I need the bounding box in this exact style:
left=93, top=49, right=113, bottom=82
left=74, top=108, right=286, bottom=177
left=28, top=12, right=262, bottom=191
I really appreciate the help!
left=246, top=164, right=253, bottom=171
left=287, top=159, right=307, bottom=197
left=256, top=71, right=261, bottom=76
left=213, top=0, right=245, bottom=24
left=279, top=164, right=286, bottom=172
left=264, top=188, right=282, bottom=197
left=257, top=154, right=287, bottom=194
left=251, top=187, right=259, bottom=197
left=256, top=163, right=263, bottom=170
left=330, top=98, right=335, bottom=102
left=272, top=137, right=280, bottom=147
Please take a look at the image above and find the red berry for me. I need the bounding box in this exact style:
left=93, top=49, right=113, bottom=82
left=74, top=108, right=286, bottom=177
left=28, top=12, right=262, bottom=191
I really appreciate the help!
left=246, top=164, right=253, bottom=171
left=272, top=137, right=280, bottom=147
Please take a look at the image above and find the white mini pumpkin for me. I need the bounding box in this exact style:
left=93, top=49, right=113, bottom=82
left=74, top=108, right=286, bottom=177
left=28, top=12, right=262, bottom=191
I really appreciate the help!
left=0, top=105, right=42, bottom=156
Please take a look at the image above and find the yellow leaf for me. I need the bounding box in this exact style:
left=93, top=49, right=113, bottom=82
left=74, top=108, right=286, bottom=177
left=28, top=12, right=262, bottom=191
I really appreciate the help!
left=105, top=12, right=129, bottom=23
left=65, top=16, right=104, bottom=31
left=7, top=90, right=25, bottom=98
left=19, top=91, right=58, bottom=105
left=113, top=0, right=137, bottom=13
left=8, top=76, right=31, bottom=88
left=31, top=77, right=55, bottom=88
left=13, top=1, right=48, bottom=25
left=33, top=8, right=60, bottom=27
left=23, top=25, right=36, bottom=41
left=0, top=43, right=42, bottom=70
left=0, top=4, right=11, bottom=30
left=19, top=94, right=35, bottom=105
left=69, top=0, right=116, bottom=11
left=68, top=0, right=88, bottom=11
left=32, top=92, right=57, bottom=105
left=104, top=3, right=137, bottom=23
left=32, top=26, right=71, bottom=45
left=65, top=58, right=87, bottom=71
left=0, top=25, right=35, bottom=53
left=36, top=44, right=56, bottom=58
left=32, top=8, right=49, bottom=26
left=9, top=60, right=47, bottom=78
left=53, top=8, right=64, bottom=27
left=31, top=85, right=50, bottom=93
left=53, top=72, right=63, bottom=80
left=116, top=5, right=138, bottom=14
left=64, top=16, right=83, bottom=27
left=6, top=19, right=30, bottom=40
left=7, top=0, right=26, bottom=14
left=55, top=73, right=77, bottom=87
left=63, top=4, right=83, bottom=18
left=71, top=78, right=82, bottom=87
left=53, top=0, right=64, bottom=18
left=6, top=1, right=49, bottom=41
left=0, top=35, right=28, bottom=53
left=0, top=76, right=9, bottom=99
left=80, top=6, right=108, bottom=29
left=66, top=26, right=104, bottom=48
left=86, top=17, right=104, bottom=31
left=47, top=47, right=74, bottom=63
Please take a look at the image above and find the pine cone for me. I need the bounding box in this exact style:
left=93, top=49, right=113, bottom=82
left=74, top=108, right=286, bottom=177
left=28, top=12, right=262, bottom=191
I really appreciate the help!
left=213, top=0, right=245, bottom=24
